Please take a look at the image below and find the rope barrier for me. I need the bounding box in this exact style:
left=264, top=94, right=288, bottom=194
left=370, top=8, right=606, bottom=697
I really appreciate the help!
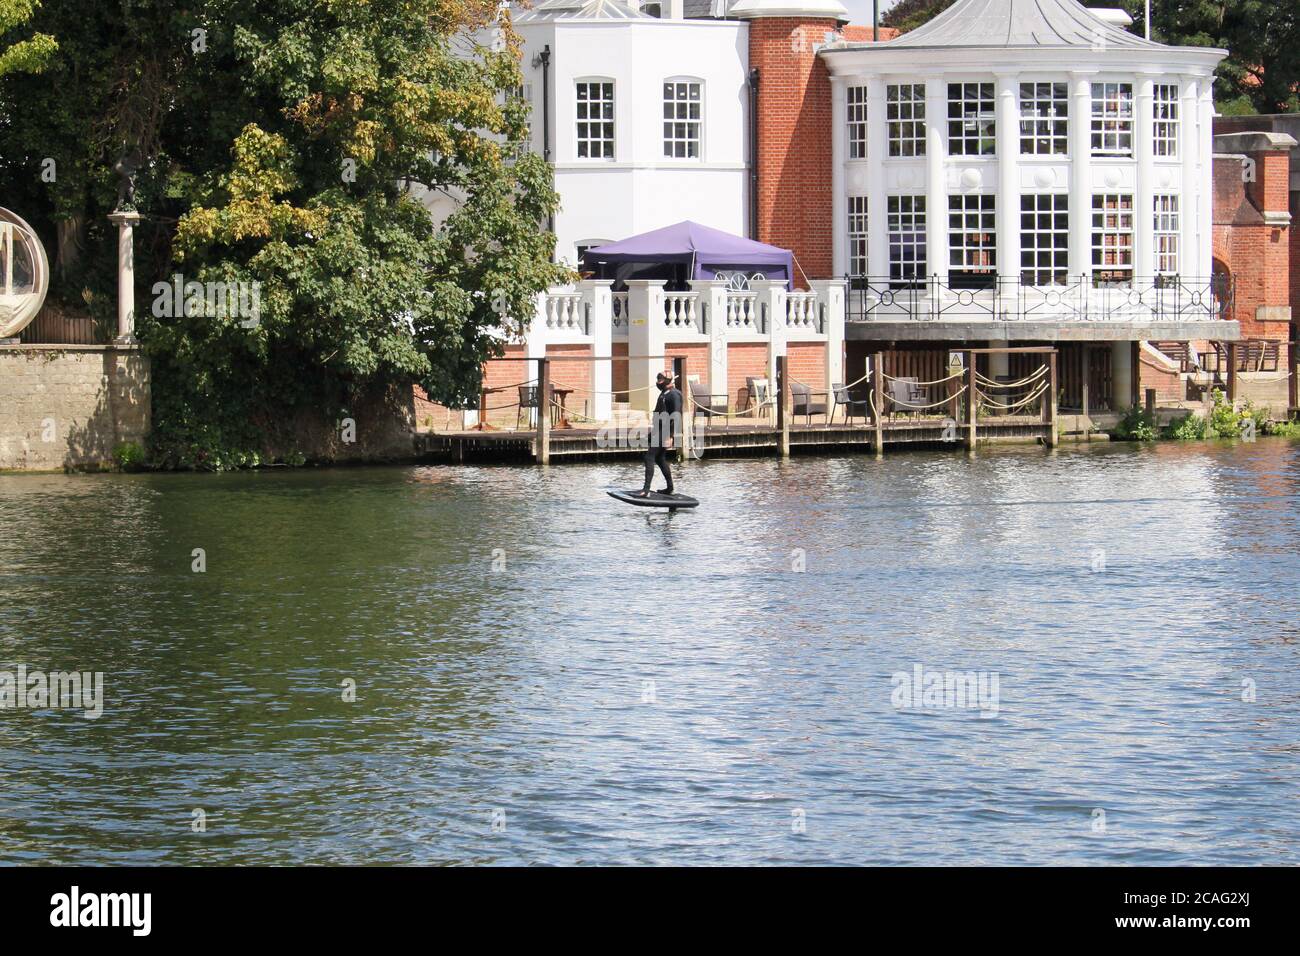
left=975, top=381, right=1049, bottom=412
left=887, top=383, right=969, bottom=410
left=881, top=369, right=965, bottom=388
left=689, top=397, right=774, bottom=420
left=974, top=366, right=1048, bottom=389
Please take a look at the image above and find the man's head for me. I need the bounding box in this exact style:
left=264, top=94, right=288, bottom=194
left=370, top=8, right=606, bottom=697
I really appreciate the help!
left=656, top=372, right=672, bottom=392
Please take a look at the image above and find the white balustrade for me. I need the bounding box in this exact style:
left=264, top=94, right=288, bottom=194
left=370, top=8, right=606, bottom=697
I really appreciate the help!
left=724, top=291, right=758, bottom=331
left=786, top=292, right=819, bottom=330
left=543, top=292, right=584, bottom=333
left=663, top=291, right=701, bottom=332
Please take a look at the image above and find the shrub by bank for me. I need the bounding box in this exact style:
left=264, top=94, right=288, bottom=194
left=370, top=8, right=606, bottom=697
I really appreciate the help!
left=1111, top=389, right=1295, bottom=443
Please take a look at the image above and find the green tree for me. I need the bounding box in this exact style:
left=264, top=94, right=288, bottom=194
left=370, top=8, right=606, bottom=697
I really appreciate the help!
left=1, top=0, right=567, bottom=468
left=0, top=0, right=55, bottom=78
left=881, top=0, right=957, bottom=33
left=1120, top=1, right=1299, bottom=113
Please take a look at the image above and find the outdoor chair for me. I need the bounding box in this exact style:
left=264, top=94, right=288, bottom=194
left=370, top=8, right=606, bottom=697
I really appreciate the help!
left=689, top=379, right=728, bottom=420
left=831, top=382, right=870, bottom=425
left=745, top=377, right=775, bottom=420
left=790, top=380, right=828, bottom=425
left=886, top=376, right=923, bottom=420
left=516, top=384, right=559, bottom=430
left=517, top=385, right=539, bottom=430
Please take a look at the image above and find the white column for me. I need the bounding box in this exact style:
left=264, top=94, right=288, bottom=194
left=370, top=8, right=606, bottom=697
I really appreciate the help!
left=925, top=75, right=947, bottom=286
left=866, top=75, right=888, bottom=285
left=1135, top=74, right=1156, bottom=281
left=995, top=72, right=1020, bottom=317
left=989, top=347, right=1010, bottom=379
left=581, top=279, right=613, bottom=421
left=831, top=76, right=848, bottom=278
left=525, top=292, right=547, bottom=360
left=1069, top=72, right=1095, bottom=280
left=625, top=280, right=666, bottom=412
left=1179, top=76, right=1201, bottom=280
left=701, top=280, right=730, bottom=403
left=810, top=278, right=846, bottom=393
left=1196, top=79, right=1214, bottom=282
left=108, top=211, right=142, bottom=344
left=753, top=279, right=788, bottom=384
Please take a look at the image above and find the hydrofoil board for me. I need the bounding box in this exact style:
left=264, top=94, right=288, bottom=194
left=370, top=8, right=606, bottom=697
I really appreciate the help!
left=606, top=488, right=699, bottom=509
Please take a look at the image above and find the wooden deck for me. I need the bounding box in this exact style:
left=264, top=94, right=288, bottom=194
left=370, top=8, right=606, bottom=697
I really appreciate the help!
left=418, top=415, right=1055, bottom=462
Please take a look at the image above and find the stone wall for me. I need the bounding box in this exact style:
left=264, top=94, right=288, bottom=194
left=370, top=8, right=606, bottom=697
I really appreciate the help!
left=0, top=345, right=150, bottom=471
left=279, top=382, right=416, bottom=463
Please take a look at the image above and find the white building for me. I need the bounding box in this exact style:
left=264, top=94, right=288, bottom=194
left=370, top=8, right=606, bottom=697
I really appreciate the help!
left=513, top=0, right=752, bottom=267
left=459, top=0, right=1247, bottom=419
left=818, top=0, right=1229, bottom=408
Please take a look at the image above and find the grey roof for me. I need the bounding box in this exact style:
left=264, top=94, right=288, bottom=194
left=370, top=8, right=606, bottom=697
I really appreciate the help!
left=885, top=0, right=1161, bottom=49
left=683, top=0, right=719, bottom=16
left=514, top=0, right=653, bottom=22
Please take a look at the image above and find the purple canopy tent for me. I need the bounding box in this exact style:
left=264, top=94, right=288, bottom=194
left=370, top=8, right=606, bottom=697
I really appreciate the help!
left=581, top=221, right=794, bottom=289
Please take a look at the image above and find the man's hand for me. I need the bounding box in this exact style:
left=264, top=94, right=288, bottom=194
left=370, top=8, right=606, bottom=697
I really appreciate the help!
left=662, top=436, right=674, bottom=449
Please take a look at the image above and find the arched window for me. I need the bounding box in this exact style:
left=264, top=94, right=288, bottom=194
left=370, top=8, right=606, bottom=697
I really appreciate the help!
left=663, top=77, right=703, bottom=160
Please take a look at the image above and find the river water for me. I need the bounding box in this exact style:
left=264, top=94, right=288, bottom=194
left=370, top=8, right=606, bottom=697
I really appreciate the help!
left=1, top=440, right=1298, bottom=865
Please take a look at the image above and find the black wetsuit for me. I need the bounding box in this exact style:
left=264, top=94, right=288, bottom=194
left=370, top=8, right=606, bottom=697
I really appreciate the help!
left=643, top=385, right=682, bottom=493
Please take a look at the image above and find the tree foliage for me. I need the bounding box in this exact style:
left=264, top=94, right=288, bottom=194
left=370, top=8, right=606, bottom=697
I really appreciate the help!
left=882, top=0, right=1298, bottom=114
left=0, top=0, right=55, bottom=78
left=0, top=0, right=567, bottom=468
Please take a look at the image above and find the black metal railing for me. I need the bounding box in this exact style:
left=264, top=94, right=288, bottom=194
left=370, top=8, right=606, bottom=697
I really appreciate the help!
left=845, top=275, right=1233, bottom=323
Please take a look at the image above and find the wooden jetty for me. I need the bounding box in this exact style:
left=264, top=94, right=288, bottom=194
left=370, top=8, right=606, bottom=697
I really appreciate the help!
left=419, top=348, right=1059, bottom=463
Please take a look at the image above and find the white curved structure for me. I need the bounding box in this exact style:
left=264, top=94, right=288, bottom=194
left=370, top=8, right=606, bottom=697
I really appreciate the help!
left=0, top=208, right=49, bottom=339
left=823, top=0, right=1227, bottom=328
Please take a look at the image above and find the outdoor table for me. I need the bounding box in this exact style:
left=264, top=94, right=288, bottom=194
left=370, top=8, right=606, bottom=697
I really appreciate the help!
left=550, top=386, right=575, bottom=429
left=470, top=385, right=501, bottom=431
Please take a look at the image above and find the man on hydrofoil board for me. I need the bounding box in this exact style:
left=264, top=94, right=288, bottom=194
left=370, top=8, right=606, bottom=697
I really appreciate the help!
left=636, top=371, right=682, bottom=498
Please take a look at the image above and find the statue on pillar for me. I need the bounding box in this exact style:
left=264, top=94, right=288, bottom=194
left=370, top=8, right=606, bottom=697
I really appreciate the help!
left=112, top=150, right=141, bottom=212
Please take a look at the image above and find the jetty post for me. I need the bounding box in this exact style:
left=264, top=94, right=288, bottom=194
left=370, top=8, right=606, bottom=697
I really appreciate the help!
left=535, top=356, right=550, bottom=464
left=1048, top=351, right=1059, bottom=447
left=776, top=354, right=790, bottom=458
left=964, top=350, right=976, bottom=451
left=873, top=351, right=884, bottom=456
left=674, top=355, right=692, bottom=462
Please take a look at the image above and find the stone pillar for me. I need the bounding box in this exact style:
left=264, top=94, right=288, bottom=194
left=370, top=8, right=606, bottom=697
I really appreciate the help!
left=925, top=74, right=947, bottom=286
left=581, top=279, right=614, bottom=421
left=1135, top=74, right=1156, bottom=280
left=697, top=279, right=731, bottom=403
left=626, top=280, right=666, bottom=412
left=866, top=75, right=888, bottom=283
left=810, top=277, right=846, bottom=393
left=108, top=210, right=142, bottom=345
left=525, top=292, right=547, bottom=361
left=1111, top=339, right=1134, bottom=410
left=753, top=279, right=788, bottom=384
left=1069, top=72, right=1095, bottom=279
left=995, top=71, right=1020, bottom=317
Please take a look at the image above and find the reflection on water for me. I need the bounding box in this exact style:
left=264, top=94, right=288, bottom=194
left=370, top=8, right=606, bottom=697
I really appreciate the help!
left=1, top=439, right=1298, bottom=864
